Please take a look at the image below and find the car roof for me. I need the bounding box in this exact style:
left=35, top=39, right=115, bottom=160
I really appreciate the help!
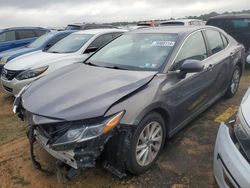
left=51, top=30, right=76, bottom=35
left=161, top=19, right=203, bottom=24
left=209, top=14, right=250, bottom=19
left=73, top=28, right=127, bottom=35
left=130, top=26, right=212, bottom=34
left=1, top=27, right=48, bottom=31
left=67, top=23, right=114, bottom=27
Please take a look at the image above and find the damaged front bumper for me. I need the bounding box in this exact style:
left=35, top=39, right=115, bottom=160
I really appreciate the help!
left=34, top=128, right=107, bottom=169
left=35, top=130, right=78, bottom=169
left=14, top=95, right=133, bottom=178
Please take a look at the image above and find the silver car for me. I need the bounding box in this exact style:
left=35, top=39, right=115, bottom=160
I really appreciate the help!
left=14, top=26, right=246, bottom=178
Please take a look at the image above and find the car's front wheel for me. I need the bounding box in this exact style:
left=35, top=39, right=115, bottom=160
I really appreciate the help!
left=224, top=65, right=241, bottom=98
left=126, top=112, right=166, bottom=175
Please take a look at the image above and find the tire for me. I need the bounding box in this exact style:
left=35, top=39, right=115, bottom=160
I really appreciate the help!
left=224, top=65, right=241, bottom=98
left=125, top=112, right=166, bottom=175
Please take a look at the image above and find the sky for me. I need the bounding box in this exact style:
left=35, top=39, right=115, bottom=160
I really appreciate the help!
left=0, top=0, right=249, bottom=28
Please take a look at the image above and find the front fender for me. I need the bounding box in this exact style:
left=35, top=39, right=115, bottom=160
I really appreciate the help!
left=105, top=75, right=173, bottom=127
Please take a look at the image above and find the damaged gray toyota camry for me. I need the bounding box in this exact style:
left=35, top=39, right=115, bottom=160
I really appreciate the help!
left=13, top=26, right=245, bottom=178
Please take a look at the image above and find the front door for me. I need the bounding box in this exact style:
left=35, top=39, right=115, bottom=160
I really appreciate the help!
left=164, top=31, right=217, bottom=133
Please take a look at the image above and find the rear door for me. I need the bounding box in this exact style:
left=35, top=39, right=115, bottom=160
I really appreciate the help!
left=0, top=31, right=17, bottom=52
left=15, top=29, right=37, bottom=47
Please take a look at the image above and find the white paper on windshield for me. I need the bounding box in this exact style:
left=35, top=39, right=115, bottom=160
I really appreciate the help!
left=151, top=41, right=175, bottom=47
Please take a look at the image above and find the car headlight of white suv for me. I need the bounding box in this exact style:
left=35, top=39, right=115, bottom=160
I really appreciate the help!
left=16, top=66, right=48, bottom=80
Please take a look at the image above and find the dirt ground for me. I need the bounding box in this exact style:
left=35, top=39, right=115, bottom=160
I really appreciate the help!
left=0, top=69, right=249, bottom=188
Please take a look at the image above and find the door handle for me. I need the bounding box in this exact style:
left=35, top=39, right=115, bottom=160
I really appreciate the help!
left=230, top=52, right=235, bottom=58
left=207, top=64, right=214, bottom=71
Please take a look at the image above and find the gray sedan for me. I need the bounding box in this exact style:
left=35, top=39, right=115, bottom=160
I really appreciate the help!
left=14, top=26, right=245, bottom=178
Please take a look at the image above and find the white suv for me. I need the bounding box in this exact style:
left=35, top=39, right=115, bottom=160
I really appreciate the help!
left=1, top=29, right=126, bottom=96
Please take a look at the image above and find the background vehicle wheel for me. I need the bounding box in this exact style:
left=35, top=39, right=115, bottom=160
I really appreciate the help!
left=126, top=112, right=166, bottom=175
left=224, top=65, right=241, bottom=98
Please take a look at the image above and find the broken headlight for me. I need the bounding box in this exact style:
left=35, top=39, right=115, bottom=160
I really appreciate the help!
left=51, top=111, right=124, bottom=147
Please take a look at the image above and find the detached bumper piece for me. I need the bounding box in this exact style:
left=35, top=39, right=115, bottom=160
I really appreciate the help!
left=28, top=125, right=54, bottom=176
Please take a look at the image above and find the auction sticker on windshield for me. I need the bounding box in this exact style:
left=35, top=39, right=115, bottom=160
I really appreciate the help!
left=151, top=41, right=175, bottom=47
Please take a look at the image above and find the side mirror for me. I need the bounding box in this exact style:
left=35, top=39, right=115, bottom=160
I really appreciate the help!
left=178, top=59, right=204, bottom=78
left=246, top=55, right=250, bottom=64
left=84, top=47, right=98, bottom=54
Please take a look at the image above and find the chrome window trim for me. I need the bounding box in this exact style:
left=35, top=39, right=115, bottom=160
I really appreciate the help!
left=168, top=28, right=230, bottom=72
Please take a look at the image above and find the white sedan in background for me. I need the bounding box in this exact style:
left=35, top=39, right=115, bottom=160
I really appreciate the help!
left=214, top=86, right=250, bottom=188
left=1, top=28, right=126, bottom=96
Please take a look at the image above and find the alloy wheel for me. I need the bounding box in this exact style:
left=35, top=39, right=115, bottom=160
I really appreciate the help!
left=135, top=121, right=163, bottom=166
left=230, top=68, right=240, bottom=94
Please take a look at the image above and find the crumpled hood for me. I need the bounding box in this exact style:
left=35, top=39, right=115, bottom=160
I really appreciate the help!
left=4, top=51, right=75, bottom=70
left=22, top=63, right=157, bottom=121
left=241, top=88, right=250, bottom=126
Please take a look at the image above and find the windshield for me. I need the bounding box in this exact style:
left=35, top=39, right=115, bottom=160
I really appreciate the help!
left=47, top=33, right=93, bottom=53
left=28, top=32, right=54, bottom=48
left=87, top=33, right=178, bottom=71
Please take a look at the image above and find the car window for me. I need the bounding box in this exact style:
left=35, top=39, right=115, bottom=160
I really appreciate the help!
left=230, top=19, right=250, bottom=31
left=205, top=30, right=224, bottom=55
left=160, top=22, right=185, bottom=26
left=47, top=33, right=93, bottom=53
left=28, top=32, right=54, bottom=48
left=65, top=25, right=81, bottom=30
left=173, top=31, right=207, bottom=70
left=220, top=33, right=228, bottom=48
left=46, top=33, right=70, bottom=47
left=88, top=33, right=178, bottom=71
left=88, top=33, right=114, bottom=49
left=0, top=31, right=16, bottom=42
left=17, top=30, right=36, bottom=39
left=85, top=25, right=106, bottom=30
left=207, top=18, right=250, bottom=33
left=111, top=32, right=123, bottom=39
left=35, top=30, right=47, bottom=37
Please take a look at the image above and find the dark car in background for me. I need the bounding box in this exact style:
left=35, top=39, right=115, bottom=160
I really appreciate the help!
left=206, top=14, right=250, bottom=55
left=0, top=27, right=48, bottom=52
left=14, top=26, right=245, bottom=178
left=65, top=23, right=117, bottom=30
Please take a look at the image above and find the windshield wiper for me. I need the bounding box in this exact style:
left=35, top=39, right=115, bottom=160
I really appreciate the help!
left=48, top=51, right=59, bottom=53
left=84, top=62, right=127, bottom=70
left=84, top=61, right=100, bottom=67
left=103, top=65, right=127, bottom=70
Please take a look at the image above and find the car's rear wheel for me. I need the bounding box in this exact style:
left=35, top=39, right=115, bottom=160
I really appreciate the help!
left=224, top=65, right=241, bottom=98
left=126, top=112, right=166, bottom=175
